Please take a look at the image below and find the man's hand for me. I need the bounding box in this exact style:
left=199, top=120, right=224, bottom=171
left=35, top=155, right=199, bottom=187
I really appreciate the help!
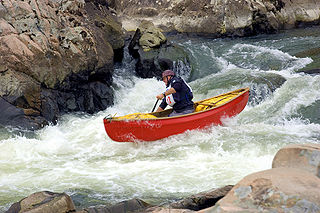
left=156, top=88, right=176, bottom=100
left=156, top=93, right=165, bottom=100
left=156, top=106, right=164, bottom=112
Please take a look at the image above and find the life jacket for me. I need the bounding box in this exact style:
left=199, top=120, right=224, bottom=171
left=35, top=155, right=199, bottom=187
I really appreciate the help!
left=165, top=77, right=193, bottom=109
left=165, top=85, right=176, bottom=107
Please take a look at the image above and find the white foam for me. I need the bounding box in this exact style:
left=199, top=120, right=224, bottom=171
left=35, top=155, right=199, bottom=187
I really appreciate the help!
left=1, top=34, right=320, bottom=210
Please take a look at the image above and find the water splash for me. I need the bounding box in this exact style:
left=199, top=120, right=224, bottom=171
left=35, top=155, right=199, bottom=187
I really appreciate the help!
left=1, top=29, right=320, bottom=211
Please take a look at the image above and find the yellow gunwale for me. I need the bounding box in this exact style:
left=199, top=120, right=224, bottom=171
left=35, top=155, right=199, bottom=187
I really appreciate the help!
left=109, top=87, right=249, bottom=121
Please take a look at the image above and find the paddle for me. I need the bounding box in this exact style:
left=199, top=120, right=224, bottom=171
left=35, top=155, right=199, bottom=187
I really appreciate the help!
left=151, top=99, right=159, bottom=113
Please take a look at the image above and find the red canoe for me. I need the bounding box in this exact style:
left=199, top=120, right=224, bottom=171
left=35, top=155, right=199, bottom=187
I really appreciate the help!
left=104, top=88, right=250, bottom=142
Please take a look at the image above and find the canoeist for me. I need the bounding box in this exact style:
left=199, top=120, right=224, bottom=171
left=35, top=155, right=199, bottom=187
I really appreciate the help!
left=156, top=70, right=194, bottom=117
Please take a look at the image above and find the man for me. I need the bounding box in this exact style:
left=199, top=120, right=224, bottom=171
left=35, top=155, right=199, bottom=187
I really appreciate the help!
left=156, top=70, right=194, bottom=117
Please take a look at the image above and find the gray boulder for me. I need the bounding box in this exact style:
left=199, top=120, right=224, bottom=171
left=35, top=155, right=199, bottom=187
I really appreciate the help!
left=129, top=21, right=191, bottom=79
left=170, top=185, right=233, bottom=211
left=77, top=198, right=152, bottom=213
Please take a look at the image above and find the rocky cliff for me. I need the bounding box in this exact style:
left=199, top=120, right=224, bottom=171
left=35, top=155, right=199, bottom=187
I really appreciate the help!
left=1, top=0, right=319, bottom=130
left=115, top=0, right=320, bottom=36
left=0, top=0, right=124, bottom=129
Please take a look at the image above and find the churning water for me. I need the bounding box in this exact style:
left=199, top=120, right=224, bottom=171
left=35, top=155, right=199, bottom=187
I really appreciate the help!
left=1, top=27, right=320, bottom=211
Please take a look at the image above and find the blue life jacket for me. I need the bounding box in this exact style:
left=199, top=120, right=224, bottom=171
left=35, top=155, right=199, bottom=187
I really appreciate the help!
left=160, top=76, right=194, bottom=113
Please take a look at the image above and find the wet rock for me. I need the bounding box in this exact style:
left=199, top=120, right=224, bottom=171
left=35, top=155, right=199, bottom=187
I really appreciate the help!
left=77, top=198, right=152, bottom=213
left=246, top=72, right=286, bottom=106
left=203, top=168, right=320, bottom=212
left=0, top=97, right=47, bottom=130
left=272, top=144, right=320, bottom=177
left=135, top=43, right=191, bottom=80
left=298, top=69, right=320, bottom=75
left=144, top=207, right=194, bottom=213
left=84, top=0, right=125, bottom=61
left=129, top=21, right=191, bottom=79
left=0, top=0, right=124, bottom=129
left=169, top=185, right=233, bottom=211
left=295, top=46, right=320, bottom=58
left=294, top=99, right=320, bottom=124
left=0, top=69, right=47, bottom=129
left=296, top=46, right=320, bottom=75
left=6, top=191, right=75, bottom=213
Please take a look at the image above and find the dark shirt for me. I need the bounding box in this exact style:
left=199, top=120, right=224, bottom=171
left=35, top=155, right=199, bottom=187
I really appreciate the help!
left=160, top=76, right=194, bottom=113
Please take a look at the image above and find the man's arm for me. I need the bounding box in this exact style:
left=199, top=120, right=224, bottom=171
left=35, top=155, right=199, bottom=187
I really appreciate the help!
left=156, top=87, right=176, bottom=100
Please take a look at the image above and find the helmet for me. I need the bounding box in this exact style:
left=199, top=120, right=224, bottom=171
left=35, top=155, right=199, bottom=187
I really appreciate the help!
left=162, top=70, right=175, bottom=78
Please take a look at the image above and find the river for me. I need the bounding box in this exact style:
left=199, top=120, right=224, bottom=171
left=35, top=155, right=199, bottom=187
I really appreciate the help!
left=1, top=27, right=320, bottom=211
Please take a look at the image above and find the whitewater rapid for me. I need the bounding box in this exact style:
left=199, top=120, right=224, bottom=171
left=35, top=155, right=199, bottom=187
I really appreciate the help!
left=1, top=28, right=320, bottom=211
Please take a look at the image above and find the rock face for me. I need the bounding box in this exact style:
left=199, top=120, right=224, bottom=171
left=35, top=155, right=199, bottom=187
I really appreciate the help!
left=272, top=143, right=320, bottom=178
left=204, top=168, right=320, bottom=213
left=114, top=0, right=320, bottom=36
left=170, top=185, right=233, bottom=211
left=6, top=191, right=75, bottom=213
left=128, top=21, right=191, bottom=79
left=145, top=207, right=194, bottom=212
left=77, top=198, right=152, bottom=213
left=130, top=20, right=167, bottom=52
left=0, top=0, right=124, bottom=129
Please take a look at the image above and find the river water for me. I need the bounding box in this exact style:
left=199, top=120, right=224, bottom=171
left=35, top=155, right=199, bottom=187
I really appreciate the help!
left=1, top=27, right=320, bottom=211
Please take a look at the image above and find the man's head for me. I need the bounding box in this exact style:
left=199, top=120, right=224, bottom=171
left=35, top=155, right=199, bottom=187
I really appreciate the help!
left=162, top=70, right=175, bottom=85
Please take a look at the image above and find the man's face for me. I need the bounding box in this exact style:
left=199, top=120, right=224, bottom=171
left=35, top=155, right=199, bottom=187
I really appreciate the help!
left=162, top=76, right=171, bottom=86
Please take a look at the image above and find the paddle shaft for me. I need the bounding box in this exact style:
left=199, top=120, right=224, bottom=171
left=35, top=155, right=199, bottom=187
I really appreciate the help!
left=151, top=99, right=160, bottom=112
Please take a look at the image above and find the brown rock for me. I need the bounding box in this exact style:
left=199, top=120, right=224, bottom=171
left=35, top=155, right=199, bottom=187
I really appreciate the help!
left=0, top=69, right=46, bottom=129
left=6, top=191, right=75, bottom=213
left=0, top=19, right=18, bottom=36
left=0, top=69, right=41, bottom=110
left=79, top=198, right=152, bottom=213
left=23, top=108, right=40, bottom=116
left=272, top=143, right=320, bottom=177
left=145, top=207, right=194, bottom=213
left=0, top=0, right=124, bottom=129
left=170, top=185, right=233, bottom=211
left=201, top=168, right=320, bottom=212
left=1, top=34, right=34, bottom=57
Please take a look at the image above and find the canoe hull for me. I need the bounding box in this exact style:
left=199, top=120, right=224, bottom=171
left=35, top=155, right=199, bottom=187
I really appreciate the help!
left=104, top=88, right=249, bottom=142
